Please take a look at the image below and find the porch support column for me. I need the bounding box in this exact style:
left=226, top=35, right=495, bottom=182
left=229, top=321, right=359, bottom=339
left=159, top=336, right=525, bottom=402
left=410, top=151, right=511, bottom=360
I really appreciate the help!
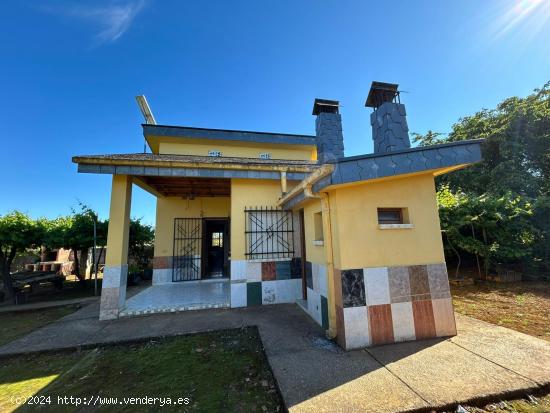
left=100, top=175, right=132, bottom=320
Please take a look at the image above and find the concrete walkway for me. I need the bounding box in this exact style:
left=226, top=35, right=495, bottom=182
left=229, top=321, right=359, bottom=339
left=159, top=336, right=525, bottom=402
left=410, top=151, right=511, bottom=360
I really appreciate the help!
left=0, top=303, right=549, bottom=413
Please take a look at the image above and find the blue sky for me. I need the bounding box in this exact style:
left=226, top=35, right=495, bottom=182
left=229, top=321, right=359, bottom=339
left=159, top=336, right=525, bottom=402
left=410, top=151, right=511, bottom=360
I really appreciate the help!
left=1, top=0, right=549, bottom=226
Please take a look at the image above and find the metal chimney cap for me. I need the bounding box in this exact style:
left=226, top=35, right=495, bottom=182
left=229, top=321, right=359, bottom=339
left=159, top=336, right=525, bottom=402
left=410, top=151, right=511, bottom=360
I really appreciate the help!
left=365, top=81, right=399, bottom=108
left=312, top=98, right=340, bottom=116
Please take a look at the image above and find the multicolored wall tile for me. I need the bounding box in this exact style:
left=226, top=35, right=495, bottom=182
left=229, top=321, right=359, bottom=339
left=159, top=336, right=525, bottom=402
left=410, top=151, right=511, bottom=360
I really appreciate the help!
left=334, top=262, right=456, bottom=350
left=302, top=262, right=329, bottom=329
left=230, top=258, right=302, bottom=308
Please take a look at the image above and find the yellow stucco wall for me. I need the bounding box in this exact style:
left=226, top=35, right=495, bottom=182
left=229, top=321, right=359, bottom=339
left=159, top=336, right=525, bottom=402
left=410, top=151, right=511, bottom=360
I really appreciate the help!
left=301, top=199, right=327, bottom=265
left=230, top=179, right=283, bottom=260
left=156, top=138, right=316, bottom=160
left=329, top=173, right=445, bottom=270
left=154, top=197, right=231, bottom=257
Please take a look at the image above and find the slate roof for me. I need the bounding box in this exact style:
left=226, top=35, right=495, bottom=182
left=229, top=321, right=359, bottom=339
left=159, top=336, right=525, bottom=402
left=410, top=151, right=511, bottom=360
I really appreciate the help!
left=281, top=139, right=484, bottom=209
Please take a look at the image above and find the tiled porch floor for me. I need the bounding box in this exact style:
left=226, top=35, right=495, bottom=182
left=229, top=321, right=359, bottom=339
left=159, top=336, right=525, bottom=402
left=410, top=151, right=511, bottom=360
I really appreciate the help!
left=120, top=279, right=230, bottom=316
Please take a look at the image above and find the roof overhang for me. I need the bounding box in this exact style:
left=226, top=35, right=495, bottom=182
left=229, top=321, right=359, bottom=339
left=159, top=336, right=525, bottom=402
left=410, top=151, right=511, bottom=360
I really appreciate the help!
left=279, top=139, right=484, bottom=209
left=134, top=176, right=231, bottom=197
left=72, top=153, right=318, bottom=196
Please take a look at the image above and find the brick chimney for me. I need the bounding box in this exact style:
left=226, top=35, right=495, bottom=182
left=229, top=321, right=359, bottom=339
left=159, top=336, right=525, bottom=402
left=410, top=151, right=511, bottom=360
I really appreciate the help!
left=312, top=98, right=345, bottom=163
left=366, top=81, right=411, bottom=153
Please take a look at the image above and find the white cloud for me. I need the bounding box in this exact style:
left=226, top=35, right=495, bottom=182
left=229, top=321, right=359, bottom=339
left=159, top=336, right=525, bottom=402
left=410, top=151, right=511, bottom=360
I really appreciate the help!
left=44, top=0, right=147, bottom=44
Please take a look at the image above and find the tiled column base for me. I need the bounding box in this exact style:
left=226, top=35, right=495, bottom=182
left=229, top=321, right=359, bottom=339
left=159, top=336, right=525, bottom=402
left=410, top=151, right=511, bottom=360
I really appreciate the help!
left=230, top=259, right=302, bottom=308
left=100, top=264, right=128, bottom=320
left=335, top=263, right=456, bottom=350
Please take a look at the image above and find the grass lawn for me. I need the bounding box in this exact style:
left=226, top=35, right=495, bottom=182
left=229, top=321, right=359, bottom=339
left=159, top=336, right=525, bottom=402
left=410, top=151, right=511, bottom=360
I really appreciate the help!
left=0, top=328, right=283, bottom=413
left=451, top=281, right=550, bottom=342
left=0, top=306, right=77, bottom=347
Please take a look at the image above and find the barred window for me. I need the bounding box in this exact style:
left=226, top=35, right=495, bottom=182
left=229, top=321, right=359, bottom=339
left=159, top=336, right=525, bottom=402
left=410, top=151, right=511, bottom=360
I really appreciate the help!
left=245, top=207, right=294, bottom=260
left=377, top=208, right=404, bottom=224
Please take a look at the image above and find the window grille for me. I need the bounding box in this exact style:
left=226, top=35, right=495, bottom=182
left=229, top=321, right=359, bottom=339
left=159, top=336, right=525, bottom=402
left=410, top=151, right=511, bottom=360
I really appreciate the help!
left=377, top=208, right=404, bottom=224
left=172, top=218, right=202, bottom=281
left=245, top=207, right=294, bottom=259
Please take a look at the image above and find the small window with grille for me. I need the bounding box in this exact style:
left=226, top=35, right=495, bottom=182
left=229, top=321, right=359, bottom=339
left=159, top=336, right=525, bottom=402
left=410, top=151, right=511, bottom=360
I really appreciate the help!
left=377, top=208, right=404, bottom=224
left=245, top=207, right=294, bottom=260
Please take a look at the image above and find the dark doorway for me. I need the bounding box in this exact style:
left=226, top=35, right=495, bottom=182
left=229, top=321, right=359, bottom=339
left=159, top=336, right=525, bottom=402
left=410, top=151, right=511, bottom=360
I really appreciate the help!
left=299, top=209, right=307, bottom=300
left=202, top=219, right=230, bottom=279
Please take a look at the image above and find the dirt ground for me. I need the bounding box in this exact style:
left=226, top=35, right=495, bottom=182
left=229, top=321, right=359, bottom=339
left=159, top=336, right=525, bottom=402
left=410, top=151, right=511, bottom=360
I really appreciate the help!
left=451, top=281, right=550, bottom=342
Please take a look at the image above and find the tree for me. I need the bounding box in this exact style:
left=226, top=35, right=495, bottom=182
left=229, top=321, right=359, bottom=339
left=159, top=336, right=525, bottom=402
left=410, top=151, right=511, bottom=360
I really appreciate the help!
left=532, top=196, right=550, bottom=272
left=414, top=82, right=549, bottom=197
left=411, top=130, right=446, bottom=147
left=438, top=187, right=535, bottom=277
left=416, top=82, right=549, bottom=277
left=128, top=218, right=155, bottom=270
left=0, top=212, right=43, bottom=301
left=59, top=205, right=106, bottom=282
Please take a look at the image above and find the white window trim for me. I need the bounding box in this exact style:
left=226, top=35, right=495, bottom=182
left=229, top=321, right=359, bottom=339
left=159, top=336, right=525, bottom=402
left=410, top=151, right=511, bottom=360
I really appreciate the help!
left=378, top=223, right=414, bottom=230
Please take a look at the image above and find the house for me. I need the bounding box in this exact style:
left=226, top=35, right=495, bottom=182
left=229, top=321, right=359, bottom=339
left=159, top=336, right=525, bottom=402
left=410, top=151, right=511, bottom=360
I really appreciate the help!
left=72, top=82, right=483, bottom=350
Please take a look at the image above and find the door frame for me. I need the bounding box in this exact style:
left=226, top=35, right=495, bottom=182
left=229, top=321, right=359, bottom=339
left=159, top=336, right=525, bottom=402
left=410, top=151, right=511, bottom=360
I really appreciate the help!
left=298, top=209, right=307, bottom=300
left=201, top=217, right=230, bottom=279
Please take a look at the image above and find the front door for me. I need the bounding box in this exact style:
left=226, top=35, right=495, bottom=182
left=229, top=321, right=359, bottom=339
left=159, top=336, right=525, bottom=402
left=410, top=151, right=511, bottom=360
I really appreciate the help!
left=202, top=219, right=230, bottom=279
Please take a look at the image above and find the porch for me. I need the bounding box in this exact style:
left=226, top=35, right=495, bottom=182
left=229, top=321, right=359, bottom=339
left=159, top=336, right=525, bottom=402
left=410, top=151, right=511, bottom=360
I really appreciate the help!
left=120, top=279, right=230, bottom=316
left=75, top=154, right=314, bottom=321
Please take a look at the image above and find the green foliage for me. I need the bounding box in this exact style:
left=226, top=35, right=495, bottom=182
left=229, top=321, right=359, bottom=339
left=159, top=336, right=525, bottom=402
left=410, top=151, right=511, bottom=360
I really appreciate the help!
left=0, top=211, right=44, bottom=299
left=434, top=81, right=550, bottom=197
left=64, top=204, right=107, bottom=251
left=0, top=211, right=43, bottom=255
left=128, top=218, right=154, bottom=269
left=40, top=216, right=72, bottom=250
left=438, top=187, right=535, bottom=275
left=418, top=81, right=550, bottom=276
left=411, top=130, right=446, bottom=146
left=0, top=205, right=155, bottom=300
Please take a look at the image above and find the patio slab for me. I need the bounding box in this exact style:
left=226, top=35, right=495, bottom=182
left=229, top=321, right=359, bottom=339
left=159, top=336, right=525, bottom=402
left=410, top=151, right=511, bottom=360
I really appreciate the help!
left=120, top=280, right=230, bottom=316
left=0, top=304, right=548, bottom=413
left=450, top=314, right=550, bottom=385
left=366, top=337, right=535, bottom=407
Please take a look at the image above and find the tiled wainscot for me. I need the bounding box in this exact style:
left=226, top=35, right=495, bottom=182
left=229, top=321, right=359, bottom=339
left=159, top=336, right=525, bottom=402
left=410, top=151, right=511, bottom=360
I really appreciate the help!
left=230, top=258, right=302, bottom=308
left=335, top=263, right=456, bottom=350
left=304, top=261, right=329, bottom=330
